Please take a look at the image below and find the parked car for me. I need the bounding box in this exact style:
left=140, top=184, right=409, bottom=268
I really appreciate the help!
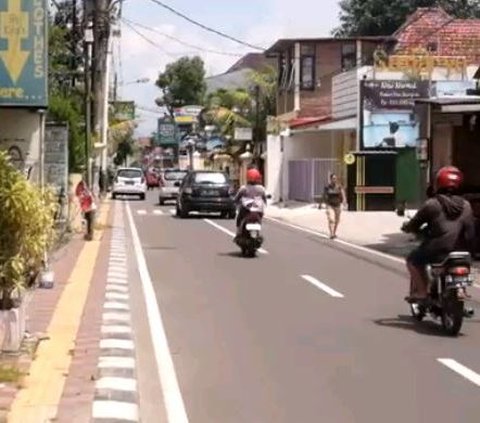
left=176, top=170, right=236, bottom=219
left=158, top=169, right=188, bottom=205
left=112, top=167, right=147, bottom=200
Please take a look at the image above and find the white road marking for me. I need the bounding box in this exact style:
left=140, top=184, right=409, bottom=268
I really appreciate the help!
left=109, top=265, right=128, bottom=273
left=92, top=401, right=139, bottom=421
left=108, top=272, right=128, bottom=280
left=107, top=277, right=128, bottom=285
left=104, top=301, right=130, bottom=311
left=137, top=210, right=147, bottom=215
left=106, top=284, right=129, bottom=293
left=110, top=252, right=127, bottom=258
left=102, top=312, right=131, bottom=323
left=100, top=339, right=135, bottom=350
left=266, top=216, right=404, bottom=263
left=301, top=275, right=344, bottom=298
left=106, top=292, right=129, bottom=301
left=438, top=359, right=480, bottom=387
left=203, top=219, right=269, bottom=255
left=154, top=210, right=164, bottom=215
left=99, top=356, right=136, bottom=369
left=126, top=202, right=189, bottom=423
left=96, top=377, right=137, bottom=392
left=101, top=325, right=132, bottom=335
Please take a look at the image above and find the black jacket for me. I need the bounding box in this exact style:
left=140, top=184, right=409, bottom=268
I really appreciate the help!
left=404, top=194, right=476, bottom=260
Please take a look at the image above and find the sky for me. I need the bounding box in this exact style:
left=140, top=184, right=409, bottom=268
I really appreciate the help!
left=118, top=0, right=341, bottom=136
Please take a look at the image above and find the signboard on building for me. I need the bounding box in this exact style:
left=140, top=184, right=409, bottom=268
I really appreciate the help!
left=44, top=123, right=69, bottom=195
left=0, top=0, right=48, bottom=107
left=361, top=80, right=428, bottom=149
left=234, top=127, right=253, bottom=141
left=156, top=117, right=177, bottom=146
left=110, top=101, right=135, bottom=121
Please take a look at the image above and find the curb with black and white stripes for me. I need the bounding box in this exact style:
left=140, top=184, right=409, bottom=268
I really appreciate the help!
left=92, top=203, right=140, bottom=422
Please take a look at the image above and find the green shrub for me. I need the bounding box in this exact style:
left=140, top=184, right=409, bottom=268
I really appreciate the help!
left=0, top=152, right=57, bottom=310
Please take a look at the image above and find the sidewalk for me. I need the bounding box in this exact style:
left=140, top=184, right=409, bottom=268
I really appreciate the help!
left=4, top=200, right=113, bottom=422
left=266, top=202, right=417, bottom=258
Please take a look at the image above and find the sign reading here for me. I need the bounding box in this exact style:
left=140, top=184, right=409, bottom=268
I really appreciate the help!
left=0, top=0, right=48, bottom=107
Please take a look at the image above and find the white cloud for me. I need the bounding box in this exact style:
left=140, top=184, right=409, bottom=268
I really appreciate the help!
left=120, top=0, right=340, bottom=136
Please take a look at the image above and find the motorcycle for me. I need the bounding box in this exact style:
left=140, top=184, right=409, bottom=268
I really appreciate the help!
left=402, top=224, right=475, bottom=336
left=235, top=197, right=265, bottom=258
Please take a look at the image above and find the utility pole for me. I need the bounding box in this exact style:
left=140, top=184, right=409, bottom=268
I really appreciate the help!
left=91, top=0, right=111, bottom=195
left=254, top=84, right=261, bottom=165
left=83, top=3, right=93, bottom=187
left=71, top=0, right=78, bottom=88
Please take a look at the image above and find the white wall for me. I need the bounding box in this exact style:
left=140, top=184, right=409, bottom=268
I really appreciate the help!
left=0, top=109, right=42, bottom=182
left=266, top=134, right=282, bottom=203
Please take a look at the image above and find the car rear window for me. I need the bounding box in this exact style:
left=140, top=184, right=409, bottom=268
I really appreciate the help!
left=194, top=172, right=227, bottom=184
left=117, top=169, right=143, bottom=179
left=164, top=171, right=187, bottom=181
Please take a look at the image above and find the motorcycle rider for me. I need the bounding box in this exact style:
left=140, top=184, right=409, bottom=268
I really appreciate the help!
left=234, top=167, right=267, bottom=240
left=402, top=166, right=475, bottom=302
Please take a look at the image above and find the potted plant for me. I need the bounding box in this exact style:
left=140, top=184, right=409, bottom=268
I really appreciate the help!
left=0, top=152, right=56, bottom=352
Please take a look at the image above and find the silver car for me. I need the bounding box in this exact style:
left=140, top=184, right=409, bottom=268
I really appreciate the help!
left=112, top=167, right=147, bottom=200
left=159, top=169, right=188, bottom=205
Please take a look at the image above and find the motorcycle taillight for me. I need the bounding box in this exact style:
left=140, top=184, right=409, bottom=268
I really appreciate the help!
left=246, top=212, right=262, bottom=223
left=449, top=266, right=469, bottom=276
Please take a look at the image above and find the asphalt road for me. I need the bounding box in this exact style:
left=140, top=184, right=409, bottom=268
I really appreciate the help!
left=125, top=191, right=480, bottom=423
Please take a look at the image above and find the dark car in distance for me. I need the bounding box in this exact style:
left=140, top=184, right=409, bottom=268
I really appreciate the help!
left=176, top=170, right=236, bottom=219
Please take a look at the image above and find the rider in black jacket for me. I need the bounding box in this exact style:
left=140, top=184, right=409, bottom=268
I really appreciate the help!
left=402, top=166, right=476, bottom=302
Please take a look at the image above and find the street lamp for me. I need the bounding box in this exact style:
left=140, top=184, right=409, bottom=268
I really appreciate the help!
left=120, top=77, right=150, bottom=86
left=84, top=24, right=94, bottom=187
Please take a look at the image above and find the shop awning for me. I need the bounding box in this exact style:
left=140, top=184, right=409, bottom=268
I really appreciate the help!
left=291, top=116, right=356, bottom=134
left=416, top=96, right=480, bottom=113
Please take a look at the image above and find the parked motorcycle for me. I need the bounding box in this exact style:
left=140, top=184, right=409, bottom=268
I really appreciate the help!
left=235, top=197, right=265, bottom=258
left=402, top=224, right=475, bottom=336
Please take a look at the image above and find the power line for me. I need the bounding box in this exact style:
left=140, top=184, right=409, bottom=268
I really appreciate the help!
left=146, top=0, right=265, bottom=51
left=123, top=17, right=244, bottom=57
left=122, top=20, right=180, bottom=58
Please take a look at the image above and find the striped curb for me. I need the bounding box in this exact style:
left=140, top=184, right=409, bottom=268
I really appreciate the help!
left=92, top=202, right=140, bottom=422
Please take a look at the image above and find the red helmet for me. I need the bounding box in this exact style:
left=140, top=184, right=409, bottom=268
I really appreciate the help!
left=246, top=168, right=262, bottom=184
left=435, top=166, right=463, bottom=191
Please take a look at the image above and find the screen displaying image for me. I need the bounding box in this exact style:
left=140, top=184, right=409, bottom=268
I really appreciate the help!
left=362, top=112, right=419, bottom=149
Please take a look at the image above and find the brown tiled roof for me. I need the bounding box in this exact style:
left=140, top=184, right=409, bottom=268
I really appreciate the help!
left=226, top=53, right=275, bottom=73
left=394, top=7, right=480, bottom=64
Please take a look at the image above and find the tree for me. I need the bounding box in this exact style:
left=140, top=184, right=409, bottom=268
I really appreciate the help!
left=156, top=56, right=207, bottom=117
left=48, top=2, right=86, bottom=172
left=334, top=0, right=480, bottom=37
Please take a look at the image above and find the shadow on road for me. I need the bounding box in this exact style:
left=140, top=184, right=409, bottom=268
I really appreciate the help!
left=373, top=315, right=466, bottom=338
left=218, top=251, right=244, bottom=258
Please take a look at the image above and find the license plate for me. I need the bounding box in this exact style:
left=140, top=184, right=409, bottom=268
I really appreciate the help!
left=201, top=189, right=218, bottom=196
left=246, top=223, right=262, bottom=231
left=125, top=181, right=134, bottom=185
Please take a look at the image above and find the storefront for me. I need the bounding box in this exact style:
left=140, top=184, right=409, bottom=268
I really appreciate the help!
left=415, top=97, right=480, bottom=255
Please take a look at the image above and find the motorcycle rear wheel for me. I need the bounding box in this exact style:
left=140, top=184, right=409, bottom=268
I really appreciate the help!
left=441, top=295, right=464, bottom=336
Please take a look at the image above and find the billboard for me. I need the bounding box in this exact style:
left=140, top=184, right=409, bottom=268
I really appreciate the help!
left=361, top=80, right=429, bottom=149
left=156, top=117, right=177, bottom=146
left=0, top=0, right=48, bottom=107
left=44, top=123, right=69, bottom=195
left=110, top=101, right=135, bottom=121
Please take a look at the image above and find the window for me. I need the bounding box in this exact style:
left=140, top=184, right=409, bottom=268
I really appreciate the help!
left=300, top=44, right=315, bottom=90
left=341, top=43, right=357, bottom=71
left=194, top=172, right=227, bottom=184
left=117, top=169, right=143, bottom=179
left=164, top=170, right=187, bottom=181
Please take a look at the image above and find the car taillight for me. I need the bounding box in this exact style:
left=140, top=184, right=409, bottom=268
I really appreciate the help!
left=449, top=267, right=469, bottom=276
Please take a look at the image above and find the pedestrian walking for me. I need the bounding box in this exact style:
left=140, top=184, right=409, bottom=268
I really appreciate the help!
left=323, top=173, right=346, bottom=239
left=75, top=177, right=97, bottom=241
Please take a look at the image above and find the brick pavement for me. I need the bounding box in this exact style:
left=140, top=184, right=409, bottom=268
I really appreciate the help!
left=0, top=236, right=84, bottom=422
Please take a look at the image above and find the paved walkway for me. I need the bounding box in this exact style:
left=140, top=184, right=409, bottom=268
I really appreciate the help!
left=266, top=202, right=419, bottom=258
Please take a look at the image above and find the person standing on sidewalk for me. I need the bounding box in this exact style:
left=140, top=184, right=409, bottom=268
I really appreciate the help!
left=323, top=173, right=346, bottom=239
left=75, top=177, right=97, bottom=241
